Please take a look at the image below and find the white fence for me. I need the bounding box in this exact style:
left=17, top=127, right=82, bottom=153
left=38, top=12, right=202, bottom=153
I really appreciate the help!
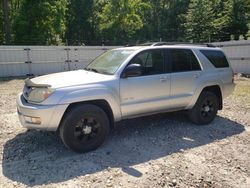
left=0, top=41, right=250, bottom=77
left=0, top=46, right=116, bottom=77
left=213, top=40, right=250, bottom=74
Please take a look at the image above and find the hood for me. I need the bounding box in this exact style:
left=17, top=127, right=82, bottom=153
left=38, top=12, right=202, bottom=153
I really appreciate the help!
left=28, top=70, right=114, bottom=89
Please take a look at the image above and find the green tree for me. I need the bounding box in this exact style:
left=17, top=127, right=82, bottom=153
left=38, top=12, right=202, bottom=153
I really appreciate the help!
left=97, top=0, right=150, bottom=44
left=185, top=0, right=215, bottom=43
left=212, top=0, right=249, bottom=41
left=142, top=0, right=162, bottom=41
left=1, top=0, right=250, bottom=45
left=225, top=0, right=249, bottom=40
left=210, top=0, right=230, bottom=41
left=2, top=0, right=11, bottom=44
left=0, top=3, right=3, bottom=44
left=131, top=0, right=190, bottom=42
left=13, top=0, right=67, bottom=45
left=65, top=0, right=97, bottom=45
left=161, top=0, right=190, bottom=41
left=248, top=0, right=250, bottom=38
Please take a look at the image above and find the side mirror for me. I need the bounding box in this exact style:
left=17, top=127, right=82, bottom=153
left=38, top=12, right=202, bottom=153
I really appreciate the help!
left=122, top=64, right=142, bottom=78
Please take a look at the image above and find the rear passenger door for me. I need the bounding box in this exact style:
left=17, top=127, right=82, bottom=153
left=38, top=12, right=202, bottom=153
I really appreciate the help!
left=168, top=49, right=202, bottom=107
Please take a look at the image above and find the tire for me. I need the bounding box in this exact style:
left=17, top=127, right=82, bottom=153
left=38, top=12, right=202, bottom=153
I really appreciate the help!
left=188, top=91, right=219, bottom=125
left=59, top=104, right=110, bottom=153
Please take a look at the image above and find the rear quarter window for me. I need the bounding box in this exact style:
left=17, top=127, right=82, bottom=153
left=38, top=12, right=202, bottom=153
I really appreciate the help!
left=200, top=50, right=229, bottom=68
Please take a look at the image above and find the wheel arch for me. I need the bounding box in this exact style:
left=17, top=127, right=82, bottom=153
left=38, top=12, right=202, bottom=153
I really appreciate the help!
left=57, top=99, right=115, bottom=132
left=201, top=85, right=223, bottom=110
left=187, top=84, right=223, bottom=110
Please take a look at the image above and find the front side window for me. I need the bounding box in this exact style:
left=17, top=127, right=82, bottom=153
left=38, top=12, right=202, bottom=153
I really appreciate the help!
left=200, top=50, right=229, bottom=68
left=85, top=49, right=135, bottom=75
left=170, top=49, right=201, bottom=72
left=131, top=50, right=165, bottom=76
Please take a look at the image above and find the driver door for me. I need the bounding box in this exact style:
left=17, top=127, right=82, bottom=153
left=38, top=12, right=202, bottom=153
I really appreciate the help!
left=120, top=49, right=171, bottom=118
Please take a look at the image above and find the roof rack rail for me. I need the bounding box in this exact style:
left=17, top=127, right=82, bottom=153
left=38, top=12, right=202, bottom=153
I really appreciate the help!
left=138, top=42, right=175, bottom=46
left=175, top=43, right=217, bottom=48
left=204, top=43, right=216, bottom=47
left=133, top=42, right=217, bottom=48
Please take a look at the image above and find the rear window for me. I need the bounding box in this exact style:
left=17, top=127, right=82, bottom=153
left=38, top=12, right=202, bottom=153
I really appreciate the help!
left=200, top=50, right=229, bottom=68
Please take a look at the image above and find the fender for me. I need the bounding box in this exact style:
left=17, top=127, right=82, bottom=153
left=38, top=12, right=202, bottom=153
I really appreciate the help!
left=186, top=79, right=223, bottom=109
left=58, top=85, right=122, bottom=121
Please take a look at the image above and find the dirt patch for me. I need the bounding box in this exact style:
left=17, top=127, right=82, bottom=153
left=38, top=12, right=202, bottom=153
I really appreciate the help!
left=0, top=77, right=249, bottom=187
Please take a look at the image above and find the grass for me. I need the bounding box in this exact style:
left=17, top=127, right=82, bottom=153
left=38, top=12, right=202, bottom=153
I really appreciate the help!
left=232, top=78, right=250, bottom=109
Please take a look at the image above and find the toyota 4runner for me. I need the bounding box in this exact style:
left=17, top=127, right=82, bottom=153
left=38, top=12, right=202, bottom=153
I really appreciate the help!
left=16, top=43, right=235, bottom=153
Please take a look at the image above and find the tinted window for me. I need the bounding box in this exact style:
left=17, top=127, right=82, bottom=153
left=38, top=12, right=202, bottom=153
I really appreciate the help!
left=170, top=49, right=201, bottom=72
left=131, top=50, right=165, bottom=76
left=200, top=50, right=229, bottom=68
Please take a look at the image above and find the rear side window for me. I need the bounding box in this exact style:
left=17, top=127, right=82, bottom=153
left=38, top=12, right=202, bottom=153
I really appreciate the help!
left=170, top=49, right=201, bottom=72
left=200, top=50, right=229, bottom=68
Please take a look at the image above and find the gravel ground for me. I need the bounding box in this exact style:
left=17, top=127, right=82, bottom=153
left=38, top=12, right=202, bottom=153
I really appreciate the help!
left=0, top=76, right=249, bottom=188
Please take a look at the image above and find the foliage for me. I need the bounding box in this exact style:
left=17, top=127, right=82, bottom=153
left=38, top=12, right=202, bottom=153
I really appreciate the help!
left=185, top=0, right=215, bottom=43
left=224, top=0, right=249, bottom=40
left=97, top=0, right=150, bottom=44
left=0, top=3, right=3, bottom=44
left=0, top=0, right=249, bottom=45
left=159, top=0, right=190, bottom=41
left=12, top=0, right=67, bottom=45
left=65, top=0, right=95, bottom=45
left=186, top=0, right=250, bottom=42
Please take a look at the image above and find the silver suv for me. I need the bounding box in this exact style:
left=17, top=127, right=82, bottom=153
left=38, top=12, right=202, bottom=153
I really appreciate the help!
left=16, top=43, right=235, bottom=152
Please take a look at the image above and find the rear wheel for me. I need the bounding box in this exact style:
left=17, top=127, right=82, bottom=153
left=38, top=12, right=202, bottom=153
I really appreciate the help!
left=189, top=91, right=219, bottom=125
left=59, top=104, right=110, bottom=153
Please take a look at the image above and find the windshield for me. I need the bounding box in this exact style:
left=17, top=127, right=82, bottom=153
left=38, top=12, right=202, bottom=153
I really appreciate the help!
left=85, top=49, right=135, bottom=75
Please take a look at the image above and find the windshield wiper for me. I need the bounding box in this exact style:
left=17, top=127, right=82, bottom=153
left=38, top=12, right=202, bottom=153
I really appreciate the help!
left=84, top=67, right=99, bottom=73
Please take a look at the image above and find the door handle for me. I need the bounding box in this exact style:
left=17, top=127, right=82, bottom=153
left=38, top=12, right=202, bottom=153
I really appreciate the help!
left=193, top=73, right=200, bottom=78
left=160, top=77, right=168, bottom=82
left=160, top=78, right=166, bottom=82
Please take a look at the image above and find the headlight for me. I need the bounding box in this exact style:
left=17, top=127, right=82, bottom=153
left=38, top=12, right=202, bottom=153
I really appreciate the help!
left=27, top=87, right=54, bottom=103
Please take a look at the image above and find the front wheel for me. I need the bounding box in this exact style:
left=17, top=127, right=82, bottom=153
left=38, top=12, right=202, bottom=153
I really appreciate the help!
left=188, top=91, right=219, bottom=125
left=59, top=104, right=110, bottom=153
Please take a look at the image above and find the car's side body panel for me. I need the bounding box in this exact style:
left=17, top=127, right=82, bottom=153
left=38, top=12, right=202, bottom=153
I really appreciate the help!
left=169, top=70, right=202, bottom=108
left=120, top=74, right=171, bottom=117
left=58, top=85, right=122, bottom=122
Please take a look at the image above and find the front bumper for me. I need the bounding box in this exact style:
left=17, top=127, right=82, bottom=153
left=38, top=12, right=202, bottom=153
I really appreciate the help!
left=16, top=93, right=68, bottom=131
